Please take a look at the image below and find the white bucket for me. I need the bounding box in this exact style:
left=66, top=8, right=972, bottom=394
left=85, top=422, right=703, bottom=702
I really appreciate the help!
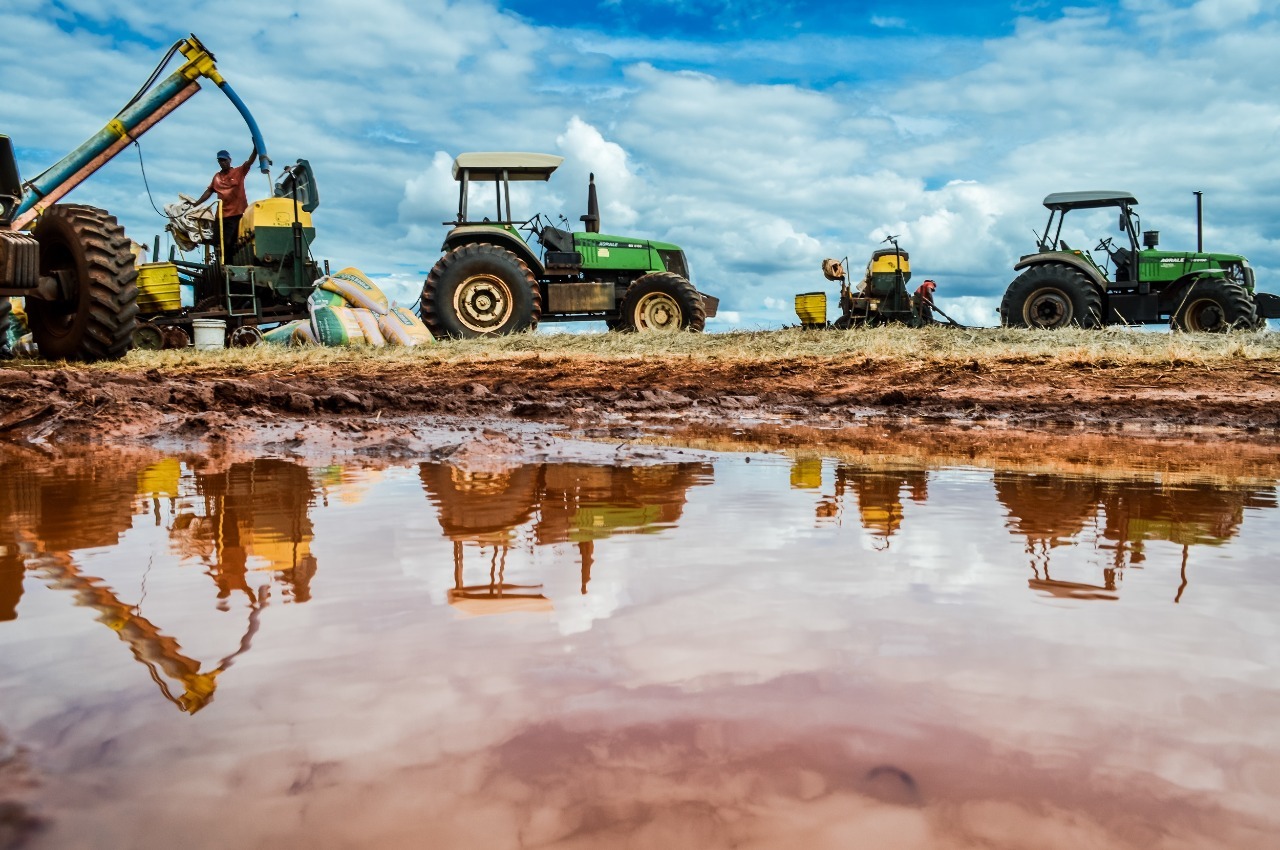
left=191, top=319, right=227, bottom=351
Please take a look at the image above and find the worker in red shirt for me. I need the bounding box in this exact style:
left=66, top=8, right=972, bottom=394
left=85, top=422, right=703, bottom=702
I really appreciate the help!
left=194, top=145, right=257, bottom=261
left=914, top=279, right=937, bottom=323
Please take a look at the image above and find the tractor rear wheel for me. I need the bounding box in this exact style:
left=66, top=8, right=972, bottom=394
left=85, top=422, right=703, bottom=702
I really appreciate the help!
left=1001, top=263, right=1102, bottom=329
left=0, top=296, right=11, bottom=358
left=618, top=272, right=706, bottom=332
left=421, top=244, right=541, bottom=338
left=26, top=204, right=137, bottom=361
left=1171, top=278, right=1256, bottom=332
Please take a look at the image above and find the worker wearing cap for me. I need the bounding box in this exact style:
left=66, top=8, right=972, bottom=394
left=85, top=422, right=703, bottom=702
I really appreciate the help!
left=914, top=279, right=937, bottom=323
left=194, top=145, right=257, bottom=261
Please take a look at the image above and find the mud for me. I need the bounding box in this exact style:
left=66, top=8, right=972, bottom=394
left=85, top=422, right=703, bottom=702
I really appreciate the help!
left=1, top=353, right=1279, bottom=451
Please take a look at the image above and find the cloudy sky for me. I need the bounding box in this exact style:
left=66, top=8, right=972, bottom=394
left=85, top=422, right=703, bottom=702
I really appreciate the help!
left=4, top=0, right=1278, bottom=328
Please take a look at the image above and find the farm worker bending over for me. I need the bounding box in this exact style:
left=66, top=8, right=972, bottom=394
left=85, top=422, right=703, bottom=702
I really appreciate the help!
left=914, top=279, right=937, bottom=323
left=194, top=145, right=257, bottom=261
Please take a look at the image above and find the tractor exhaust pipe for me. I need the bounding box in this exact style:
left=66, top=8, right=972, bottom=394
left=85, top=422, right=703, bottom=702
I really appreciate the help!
left=1194, top=190, right=1203, bottom=252
left=581, top=172, right=600, bottom=233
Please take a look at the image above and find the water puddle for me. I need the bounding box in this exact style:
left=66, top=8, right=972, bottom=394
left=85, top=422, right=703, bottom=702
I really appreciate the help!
left=1, top=436, right=1278, bottom=848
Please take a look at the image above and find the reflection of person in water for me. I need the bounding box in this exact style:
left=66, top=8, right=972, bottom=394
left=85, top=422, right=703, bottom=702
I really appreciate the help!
left=180, top=459, right=318, bottom=605
left=816, top=464, right=929, bottom=542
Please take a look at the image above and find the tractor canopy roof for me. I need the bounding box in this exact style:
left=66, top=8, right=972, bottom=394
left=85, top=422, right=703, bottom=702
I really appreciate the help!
left=452, top=152, right=563, bottom=182
left=1042, top=191, right=1139, bottom=211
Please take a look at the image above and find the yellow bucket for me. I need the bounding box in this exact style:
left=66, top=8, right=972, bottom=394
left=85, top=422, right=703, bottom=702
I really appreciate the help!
left=795, top=291, right=827, bottom=326
left=137, top=262, right=182, bottom=313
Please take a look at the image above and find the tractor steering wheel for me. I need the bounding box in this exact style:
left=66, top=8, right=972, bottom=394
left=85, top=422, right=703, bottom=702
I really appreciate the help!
left=518, top=214, right=543, bottom=237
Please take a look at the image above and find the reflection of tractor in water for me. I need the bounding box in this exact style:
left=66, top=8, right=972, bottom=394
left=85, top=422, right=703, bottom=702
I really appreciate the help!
left=0, top=449, right=318, bottom=712
left=995, top=471, right=1277, bottom=601
left=419, top=460, right=712, bottom=613
left=793, top=456, right=929, bottom=545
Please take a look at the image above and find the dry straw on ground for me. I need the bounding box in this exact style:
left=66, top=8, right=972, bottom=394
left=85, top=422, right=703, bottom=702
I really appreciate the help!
left=21, top=325, right=1279, bottom=374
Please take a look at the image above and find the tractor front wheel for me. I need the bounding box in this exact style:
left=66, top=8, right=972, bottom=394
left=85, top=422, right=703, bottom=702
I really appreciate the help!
left=421, top=244, right=541, bottom=339
left=618, top=272, right=706, bottom=332
left=26, top=204, right=138, bottom=361
left=1001, top=263, right=1102, bottom=329
left=1171, top=278, right=1256, bottom=332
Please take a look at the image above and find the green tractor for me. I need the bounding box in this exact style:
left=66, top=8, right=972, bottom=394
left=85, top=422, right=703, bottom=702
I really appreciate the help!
left=1001, top=191, right=1278, bottom=331
left=420, top=152, right=717, bottom=338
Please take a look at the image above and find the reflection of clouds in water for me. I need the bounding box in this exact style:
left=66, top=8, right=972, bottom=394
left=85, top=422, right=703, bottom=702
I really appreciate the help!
left=546, top=548, right=630, bottom=636
left=5, top=449, right=1280, bottom=847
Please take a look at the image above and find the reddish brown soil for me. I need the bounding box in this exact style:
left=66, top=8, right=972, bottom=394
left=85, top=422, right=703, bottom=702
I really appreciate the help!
left=1, top=354, right=1279, bottom=448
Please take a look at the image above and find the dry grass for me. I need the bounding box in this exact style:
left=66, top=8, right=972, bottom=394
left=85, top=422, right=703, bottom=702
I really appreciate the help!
left=19, top=325, right=1280, bottom=374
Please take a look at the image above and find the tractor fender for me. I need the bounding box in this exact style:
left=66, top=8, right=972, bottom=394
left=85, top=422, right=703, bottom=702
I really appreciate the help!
left=1013, top=252, right=1107, bottom=291
left=1173, top=270, right=1227, bottom=290
left=441, top=226, right=544, bottom=277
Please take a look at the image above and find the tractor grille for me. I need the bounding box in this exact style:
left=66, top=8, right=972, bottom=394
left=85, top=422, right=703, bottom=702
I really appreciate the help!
left=658, top=249, right=689, bottom=280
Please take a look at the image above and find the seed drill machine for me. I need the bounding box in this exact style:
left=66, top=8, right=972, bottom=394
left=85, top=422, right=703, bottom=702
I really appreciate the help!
left=795, top=237, right=959, bottom=329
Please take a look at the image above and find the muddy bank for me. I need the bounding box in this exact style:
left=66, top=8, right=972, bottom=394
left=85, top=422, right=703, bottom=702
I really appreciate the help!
left=1, top=353, right=1279, bottom=448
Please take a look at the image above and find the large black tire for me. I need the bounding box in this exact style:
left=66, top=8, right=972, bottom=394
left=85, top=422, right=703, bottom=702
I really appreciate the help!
left=26, top=204, right=137, bottom=361
left=1000, top=263, right=1102, bottom=329
left=617, top=271, right=706, bottom=332
left=420, top=244, right=541, bottom=339
left=0, top=296, right=11, bottom=358
left=1170, top=277, right=1257, bottom=332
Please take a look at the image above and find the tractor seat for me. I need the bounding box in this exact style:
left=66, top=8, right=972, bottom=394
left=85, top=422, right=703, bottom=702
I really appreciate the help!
left=1109, top=246, right=1133, bottom=280
left=538, top=226, right=575, bottom=254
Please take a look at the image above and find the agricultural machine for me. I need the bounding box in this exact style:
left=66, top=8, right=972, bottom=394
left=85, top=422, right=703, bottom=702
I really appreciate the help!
left=1, top=34, right=321, bottom=358
left=1001, top=191, right=1280, bottom=331
left=134, top=159, right=323, bottom=350
left=795, top=237, right=960, bottom=329
left=420, top=152, right=718, bottom=338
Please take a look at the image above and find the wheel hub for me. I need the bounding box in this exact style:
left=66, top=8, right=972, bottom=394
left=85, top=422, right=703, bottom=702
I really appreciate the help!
left=1184, top=298, right=1225, bottom=332
left=455, top=274, right=513, bottom=333
left=634, top=292, right=681, bottom=331
left=133, top=323, right=164, bottom=351
left=1025, top=289, right=1072, bottom=328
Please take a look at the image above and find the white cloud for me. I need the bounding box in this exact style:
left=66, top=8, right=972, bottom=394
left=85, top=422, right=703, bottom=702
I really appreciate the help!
left=4, top=0, right=1279, bottom=329
left=1192, top=0, right=1263, bottom=28
left=555, top=116, right=639, bottom=230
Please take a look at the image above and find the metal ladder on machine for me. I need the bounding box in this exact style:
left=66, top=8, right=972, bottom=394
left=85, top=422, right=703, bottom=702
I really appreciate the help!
left=222, top=264, right=260, bottom=320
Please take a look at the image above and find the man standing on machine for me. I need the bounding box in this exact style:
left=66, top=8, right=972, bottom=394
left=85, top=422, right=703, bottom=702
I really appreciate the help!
left=194, top=144, right=256, bottom=261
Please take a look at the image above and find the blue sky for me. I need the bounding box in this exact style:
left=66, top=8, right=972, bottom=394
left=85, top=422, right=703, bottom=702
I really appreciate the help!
left=4, top=0, right=1279, bottom=328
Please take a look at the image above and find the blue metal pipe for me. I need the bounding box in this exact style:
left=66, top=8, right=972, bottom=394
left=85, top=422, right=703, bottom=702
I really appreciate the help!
left=215, top=80, right=270, bottom=173
left=13, top=37, right=270, bottom=225
left=14, top=69, right=198, bottom=219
